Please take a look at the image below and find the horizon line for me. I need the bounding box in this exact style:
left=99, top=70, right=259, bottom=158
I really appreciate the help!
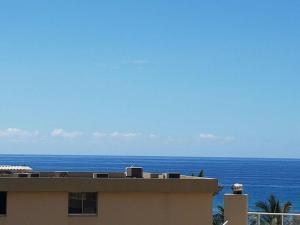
left=0, top=153, right=299, bottom=160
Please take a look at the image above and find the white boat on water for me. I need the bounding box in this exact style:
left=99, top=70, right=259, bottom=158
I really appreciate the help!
left=0, top=165, right=33, bottom=173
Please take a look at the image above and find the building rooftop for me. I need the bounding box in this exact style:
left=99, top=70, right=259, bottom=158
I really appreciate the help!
left=0, top=166, right=218, bottom=193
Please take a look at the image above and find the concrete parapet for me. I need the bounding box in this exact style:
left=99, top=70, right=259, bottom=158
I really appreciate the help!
left=224, top=194, right=248, bottom=225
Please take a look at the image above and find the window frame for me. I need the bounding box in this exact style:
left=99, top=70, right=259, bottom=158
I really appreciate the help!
left=68, top=192, right=98, bottom=216
left=0, top=192, right=7, bottom=216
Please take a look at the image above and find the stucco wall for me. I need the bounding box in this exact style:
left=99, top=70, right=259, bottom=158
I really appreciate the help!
left=224, top=194, right=248, bottom=225
left=0, top=192, right=212, bottom=225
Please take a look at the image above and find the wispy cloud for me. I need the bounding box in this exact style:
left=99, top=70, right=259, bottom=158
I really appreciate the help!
left=199, top=133, right=235, bottom=143
left=93, top=131, right=142, bottom=139
left=148, top=133, right=159, bottom=139
left=0, top=128, right=39, bottom=141
left=110, top=132, right=141, bottom=138
left=92, top=132, right=108, bottom=138
left=51, top=128, right=82, bottom=139
left=199, top=133, right=217, bottom=140
left=92, top=131, right=160, bottom=140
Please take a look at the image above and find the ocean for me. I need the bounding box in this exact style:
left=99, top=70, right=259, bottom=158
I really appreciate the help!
left=0, top=154, right=299, bottom=212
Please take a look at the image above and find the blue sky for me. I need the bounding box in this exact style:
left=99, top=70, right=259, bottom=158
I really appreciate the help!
left=0, top=1, right=299, bottom=157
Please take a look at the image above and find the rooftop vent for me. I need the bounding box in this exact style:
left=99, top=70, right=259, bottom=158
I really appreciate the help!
left=93, top=173, right=109, bottom=178
left=55, top=172, right=69, bottom=177
left=163, top=173, right=180, bottom=179
left=30, top=173, right=40, bottom=177
left=17, top=173, right=30, bottom=178
left=15, top=173, right=40, bottom=178
left=126, top=167, right=143, bottom=178
left=150, top=173, right=160, bottom=179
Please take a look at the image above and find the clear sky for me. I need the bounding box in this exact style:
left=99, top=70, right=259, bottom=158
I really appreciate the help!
left=0, top=1, right=299, bottom=157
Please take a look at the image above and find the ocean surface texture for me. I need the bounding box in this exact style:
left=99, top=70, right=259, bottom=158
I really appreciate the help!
left=0, top=155, right=299, bottom=212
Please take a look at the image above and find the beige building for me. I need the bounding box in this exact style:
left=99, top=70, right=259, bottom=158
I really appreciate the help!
left=0, top=168, right=218, bottom=225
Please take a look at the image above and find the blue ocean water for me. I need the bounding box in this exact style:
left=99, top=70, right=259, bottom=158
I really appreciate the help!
left=0, top=155, right=299, bottom=212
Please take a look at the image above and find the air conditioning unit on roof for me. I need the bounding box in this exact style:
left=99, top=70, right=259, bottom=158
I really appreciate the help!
left=30, top=173, right=40, bottom=177
left=163, top=173, right=180, bottom=179
left=126, top=167, right=143, bottom=178
left=149, top=173, right=160, bottom=178
left=17, top=173, right=30, bottom=177
left=93, top=173, right=109, bottom=178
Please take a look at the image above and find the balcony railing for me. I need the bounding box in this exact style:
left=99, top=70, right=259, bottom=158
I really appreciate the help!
left=248, top=212, right=300, bottom=225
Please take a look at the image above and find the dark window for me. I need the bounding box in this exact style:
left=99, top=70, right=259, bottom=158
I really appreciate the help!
left=0, top=192, right=7, bottom=215
left=68, top=192, right=97, bottom=215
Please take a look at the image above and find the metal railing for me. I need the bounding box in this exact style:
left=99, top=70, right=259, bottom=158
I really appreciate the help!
left=248, top=212, right=300, bottom=225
